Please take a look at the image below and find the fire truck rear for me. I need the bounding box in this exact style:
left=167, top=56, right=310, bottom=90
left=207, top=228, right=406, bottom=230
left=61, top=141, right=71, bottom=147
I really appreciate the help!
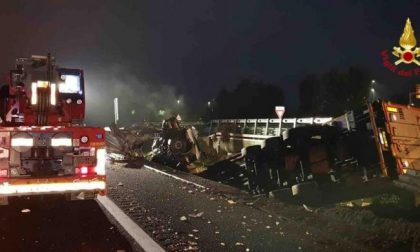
left=0, top=54, right=105, bottom=204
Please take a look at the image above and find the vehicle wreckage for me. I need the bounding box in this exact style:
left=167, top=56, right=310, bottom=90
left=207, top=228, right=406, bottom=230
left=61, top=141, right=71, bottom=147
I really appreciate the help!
left=106, top=116, right=355, bottom=195
left=106, top=100, right=420, bottom=198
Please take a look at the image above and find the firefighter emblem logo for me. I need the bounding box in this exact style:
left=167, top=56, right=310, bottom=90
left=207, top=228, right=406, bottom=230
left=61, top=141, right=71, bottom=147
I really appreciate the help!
left=392, top=18, right=420, bottom=66
left=381, top=18, right=420, bottom=77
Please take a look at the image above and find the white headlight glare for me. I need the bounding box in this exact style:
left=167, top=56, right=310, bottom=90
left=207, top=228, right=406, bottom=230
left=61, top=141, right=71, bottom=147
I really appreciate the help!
left=50, top=83, right=56, bottom=105
left=31, top=82, right=37, bottom=105
left=11, top=138, right=33, bottom=147
left=51, top=138, right=72, bottom=147
left=95, top=149, right=106, bottom=175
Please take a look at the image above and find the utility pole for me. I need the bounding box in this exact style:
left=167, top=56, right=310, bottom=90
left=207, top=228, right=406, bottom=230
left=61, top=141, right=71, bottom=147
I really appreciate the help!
left=114, top=97, right=119, bottom=125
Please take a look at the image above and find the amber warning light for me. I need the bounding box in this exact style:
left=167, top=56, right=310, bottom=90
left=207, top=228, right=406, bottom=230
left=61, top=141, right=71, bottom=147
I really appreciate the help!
left=387, top=107, right=398, bottom=113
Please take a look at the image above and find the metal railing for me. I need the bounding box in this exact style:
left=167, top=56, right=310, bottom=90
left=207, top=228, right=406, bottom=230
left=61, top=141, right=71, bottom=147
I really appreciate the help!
left=205, top=117, right=333, bottom=137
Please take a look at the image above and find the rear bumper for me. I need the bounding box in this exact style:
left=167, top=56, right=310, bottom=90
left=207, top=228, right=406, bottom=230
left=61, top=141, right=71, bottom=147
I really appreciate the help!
left=0, top=176, right=106, bottom=197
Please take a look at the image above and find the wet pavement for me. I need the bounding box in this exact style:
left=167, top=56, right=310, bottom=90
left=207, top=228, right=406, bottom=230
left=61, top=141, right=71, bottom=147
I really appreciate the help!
left=0, top=198, right=132, bottom=252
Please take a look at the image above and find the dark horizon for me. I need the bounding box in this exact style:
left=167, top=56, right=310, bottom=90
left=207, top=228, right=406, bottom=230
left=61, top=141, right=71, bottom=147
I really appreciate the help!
left=1, top=0, right=420, bottom=125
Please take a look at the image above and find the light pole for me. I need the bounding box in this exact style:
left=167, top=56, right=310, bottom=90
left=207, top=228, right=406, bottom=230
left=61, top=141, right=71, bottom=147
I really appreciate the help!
left=114, top=97, right=119, bottom=125
left=207, top=100, right=214, bottom=119
left=176, top=99, right=181, bottom=115
left=369, top=80, right=376, bottom=101
left=409, top=92, right=415, bottom=106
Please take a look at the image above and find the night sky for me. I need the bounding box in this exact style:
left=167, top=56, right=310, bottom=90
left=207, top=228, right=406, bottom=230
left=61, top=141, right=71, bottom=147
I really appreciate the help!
left=0, top=0, right=420, bottom=125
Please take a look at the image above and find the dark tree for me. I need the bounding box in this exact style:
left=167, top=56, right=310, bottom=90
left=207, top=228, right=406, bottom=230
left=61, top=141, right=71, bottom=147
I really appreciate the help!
left=298, top=66, right=371, bottom=116
left=298, top=74, right=321, bottom=115
left=213, top=79, right=284, bottom=119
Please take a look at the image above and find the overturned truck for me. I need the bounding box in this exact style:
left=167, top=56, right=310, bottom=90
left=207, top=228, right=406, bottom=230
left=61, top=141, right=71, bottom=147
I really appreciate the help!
left=335, top=100, right=420, bottom=193
left=199, top=100, right=420, bottom=196
left=201, top=124, right=354, bottom=194
left=106, top=100, right=420, bottom=197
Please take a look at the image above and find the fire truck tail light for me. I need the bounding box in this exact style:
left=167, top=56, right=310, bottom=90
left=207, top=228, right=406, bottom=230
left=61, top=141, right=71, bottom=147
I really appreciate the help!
left=31, top=82, right=37, bottom=105
left=50, top=83, right=57, bottom=105
left=51, top=138, right=72, bottom=147
left=11, top=138, right=33, bottom=147
left=80, top=166, right=88, bottom=175
left=75, top=166, right=94, bottom=175
left=95, top=149, right=106, bottom=175
left=0, top=170, right=8, bottom=177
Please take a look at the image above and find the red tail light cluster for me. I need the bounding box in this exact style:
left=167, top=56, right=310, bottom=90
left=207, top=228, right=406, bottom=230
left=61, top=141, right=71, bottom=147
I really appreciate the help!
left=0, top=169, right=7, bottom=177
left=75, top=166, right=96, bottom=175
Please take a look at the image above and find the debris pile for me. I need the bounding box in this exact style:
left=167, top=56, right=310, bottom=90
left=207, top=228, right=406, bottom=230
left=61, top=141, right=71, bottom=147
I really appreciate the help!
left=148, top=116, right=204, bottom=172
left=106, top=123, right=158, bottom=167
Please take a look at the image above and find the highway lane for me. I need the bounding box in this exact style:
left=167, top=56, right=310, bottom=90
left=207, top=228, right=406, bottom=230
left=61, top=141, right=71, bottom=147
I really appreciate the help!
left=0, top=198, right=132, bottom=252
left=106, top=162, right=362, bottom=252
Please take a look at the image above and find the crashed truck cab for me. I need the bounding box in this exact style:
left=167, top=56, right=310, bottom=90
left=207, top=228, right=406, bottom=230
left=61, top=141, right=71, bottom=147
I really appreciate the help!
left=0, top=55, right=106, bottom=204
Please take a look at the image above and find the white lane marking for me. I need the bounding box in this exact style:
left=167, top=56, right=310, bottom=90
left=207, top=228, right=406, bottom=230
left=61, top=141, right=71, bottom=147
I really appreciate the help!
left=97, top=196, right=165, bottom=252
left=144, top=164, right=207, bottom=189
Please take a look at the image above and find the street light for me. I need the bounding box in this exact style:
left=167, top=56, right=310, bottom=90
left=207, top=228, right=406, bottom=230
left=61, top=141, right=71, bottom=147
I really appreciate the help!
left=177, top=99, right=180, bottom=105
left=369, top=80, right=376, bottom=101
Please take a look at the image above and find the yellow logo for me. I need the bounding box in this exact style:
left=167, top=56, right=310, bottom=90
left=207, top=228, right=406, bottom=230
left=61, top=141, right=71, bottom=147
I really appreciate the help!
left=392, top=18, right=420, bottom=66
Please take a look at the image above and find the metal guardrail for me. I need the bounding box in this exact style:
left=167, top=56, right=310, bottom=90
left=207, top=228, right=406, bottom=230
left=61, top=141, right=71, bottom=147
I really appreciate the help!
left=204, top=117, right=333, bottom=137
left=125, top=117, right=333, bottom=139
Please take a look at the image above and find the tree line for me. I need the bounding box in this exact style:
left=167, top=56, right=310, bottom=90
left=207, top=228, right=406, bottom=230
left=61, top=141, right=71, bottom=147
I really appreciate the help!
left=206, top=66, right=373, bottom=119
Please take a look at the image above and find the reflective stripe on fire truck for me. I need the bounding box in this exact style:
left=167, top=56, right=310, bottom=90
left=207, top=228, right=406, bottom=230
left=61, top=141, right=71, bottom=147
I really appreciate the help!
left=95, top=149, right=106, bottom=175
left=0, top=181, right=105, bottom=195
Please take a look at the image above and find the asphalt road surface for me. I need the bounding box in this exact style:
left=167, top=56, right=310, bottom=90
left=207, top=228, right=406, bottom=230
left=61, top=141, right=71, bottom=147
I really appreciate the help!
left=107, top=162, right=361, bottom=252
left=0, top=198, right=132, bottom=252
left=0, top=162, right=417, bottom=252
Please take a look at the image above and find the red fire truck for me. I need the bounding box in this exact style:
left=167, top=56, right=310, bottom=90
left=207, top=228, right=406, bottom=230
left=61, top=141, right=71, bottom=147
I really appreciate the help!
left=0, top=54, right=106, bottom=204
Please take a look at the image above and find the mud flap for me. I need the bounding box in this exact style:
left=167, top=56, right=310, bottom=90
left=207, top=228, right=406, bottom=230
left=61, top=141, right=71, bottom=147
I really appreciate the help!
left=69, top=191, right=97, bottom=201
left=0, top=196, right=8, bottom=205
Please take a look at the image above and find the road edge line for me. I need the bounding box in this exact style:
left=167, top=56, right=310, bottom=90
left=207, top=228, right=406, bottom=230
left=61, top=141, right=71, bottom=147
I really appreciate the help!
left=97, top=195, right=165, bottom=252
left=144, top=164, right=207, bottom=189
